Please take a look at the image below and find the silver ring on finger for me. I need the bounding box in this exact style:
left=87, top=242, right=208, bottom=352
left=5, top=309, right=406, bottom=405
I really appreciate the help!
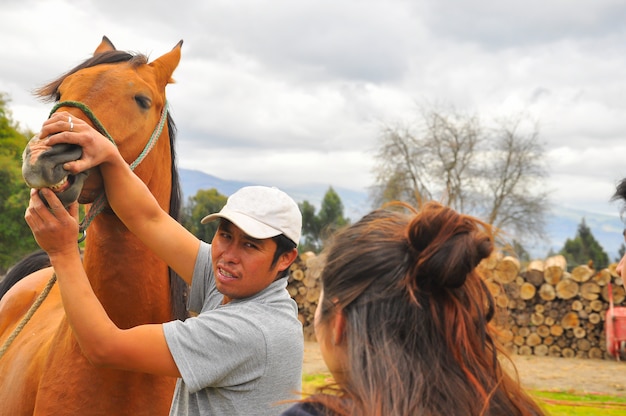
left=68, top=116, right=74, bottom=132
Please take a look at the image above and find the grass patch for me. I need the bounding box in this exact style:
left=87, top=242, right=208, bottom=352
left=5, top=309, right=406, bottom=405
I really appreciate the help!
left=302, top=373, right=333, bottom=394
left=302, top=373, right=626, bottom=414
left=530, top=390, right=626, bottom=415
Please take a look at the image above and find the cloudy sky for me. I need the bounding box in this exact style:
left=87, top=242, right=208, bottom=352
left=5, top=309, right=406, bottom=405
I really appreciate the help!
left=2, top=0, right=626, bottom=219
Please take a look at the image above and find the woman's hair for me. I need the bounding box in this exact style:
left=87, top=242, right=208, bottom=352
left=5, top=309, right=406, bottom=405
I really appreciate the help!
left=307, top=201, right=544, bottom=416
left=611, top=178, right=626, bottom=219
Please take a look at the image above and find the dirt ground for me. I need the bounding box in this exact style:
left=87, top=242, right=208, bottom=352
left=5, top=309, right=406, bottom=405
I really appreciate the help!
left=303, top=341, right=626, bottom=397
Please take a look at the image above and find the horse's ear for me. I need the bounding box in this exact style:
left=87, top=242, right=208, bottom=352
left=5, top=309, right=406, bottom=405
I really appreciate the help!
left=94, top=36, right=116, bottom=55
left=150, top=40, right=183, bottom=86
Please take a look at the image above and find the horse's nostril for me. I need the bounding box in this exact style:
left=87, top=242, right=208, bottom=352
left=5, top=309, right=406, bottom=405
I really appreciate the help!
left=43, top=143, right=83, bottom=160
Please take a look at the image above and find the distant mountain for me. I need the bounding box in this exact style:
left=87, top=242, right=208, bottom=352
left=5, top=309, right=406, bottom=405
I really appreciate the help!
left=178, top=168, right=371, bottom=220
left=179, top=168, right=624, bottom=261
left=179, top=169, right=252, bottom=200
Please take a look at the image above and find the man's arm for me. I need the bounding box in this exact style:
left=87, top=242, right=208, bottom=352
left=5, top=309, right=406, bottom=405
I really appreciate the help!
left=41, top=112, right=199, bottom=283
left=25, top=188, right=181, bottom=376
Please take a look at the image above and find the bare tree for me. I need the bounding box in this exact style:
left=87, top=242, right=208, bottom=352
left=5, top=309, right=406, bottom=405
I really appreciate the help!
left=371, top=125, right=431, bottom=207
left=370, top=108, right=550, bottom=244
left=480, top=118, right=549, bottom=240
left=422, top=110, right=481, bottom=213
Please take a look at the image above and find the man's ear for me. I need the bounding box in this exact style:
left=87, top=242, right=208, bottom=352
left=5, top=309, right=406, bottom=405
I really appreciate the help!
left=277, top=248, right=298, bottom=273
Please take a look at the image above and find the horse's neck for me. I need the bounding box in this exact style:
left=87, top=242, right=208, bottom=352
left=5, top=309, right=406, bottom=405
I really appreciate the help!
left=83, top=201, right=172, bottom=326
left=80, top=132, right=175, bottom=324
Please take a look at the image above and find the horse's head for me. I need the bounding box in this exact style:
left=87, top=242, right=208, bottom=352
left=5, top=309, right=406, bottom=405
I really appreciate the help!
left=22, top=36, right=182, bottom=208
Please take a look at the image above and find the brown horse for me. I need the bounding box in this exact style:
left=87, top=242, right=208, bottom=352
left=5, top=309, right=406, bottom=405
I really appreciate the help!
left=0, top=36, right=187, bottom=415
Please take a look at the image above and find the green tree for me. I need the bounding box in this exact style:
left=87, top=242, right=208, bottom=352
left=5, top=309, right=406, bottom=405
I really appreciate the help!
left=559, top=218, right=609, bottom=270
left=617, top=243, right=626, bottom=263
left=299, top=187, right=349, bottom=253
left=0, top=92, right=39, bottom=273
left=181, top=188, right=227, bottom=243
left=299, top=200, right=320, bottom=251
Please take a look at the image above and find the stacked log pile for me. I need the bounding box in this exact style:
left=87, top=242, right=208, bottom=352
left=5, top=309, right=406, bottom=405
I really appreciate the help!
left=288, top=250, right=626, bottom=359
left=287, top=251, right=323, bottom=341
left=479, top=253, right=625, bottom=360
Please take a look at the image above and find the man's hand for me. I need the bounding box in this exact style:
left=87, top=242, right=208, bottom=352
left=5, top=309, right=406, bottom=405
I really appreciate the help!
left=41, top=111, right=119, bottom=174
left=25, top=188, right=81, bottom=258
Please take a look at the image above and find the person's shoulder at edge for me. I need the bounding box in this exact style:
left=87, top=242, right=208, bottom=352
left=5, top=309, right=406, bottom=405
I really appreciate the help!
left=280, top=401, right=324, bottom=416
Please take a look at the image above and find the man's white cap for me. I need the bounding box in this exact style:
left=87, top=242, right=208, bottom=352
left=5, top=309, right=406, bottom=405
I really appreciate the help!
left=201, top=186, right=302, bottom=246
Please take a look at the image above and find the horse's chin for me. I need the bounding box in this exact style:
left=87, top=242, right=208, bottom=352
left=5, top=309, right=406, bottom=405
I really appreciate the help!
left=76, top=172, right=104, bottom=205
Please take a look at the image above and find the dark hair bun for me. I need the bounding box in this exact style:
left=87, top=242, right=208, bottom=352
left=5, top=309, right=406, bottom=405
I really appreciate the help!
left=406, top=203, right=493, bottom=290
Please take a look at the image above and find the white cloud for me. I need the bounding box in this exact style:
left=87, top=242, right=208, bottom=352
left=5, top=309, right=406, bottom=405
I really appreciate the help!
left=2, top=0, right=626, bottom=223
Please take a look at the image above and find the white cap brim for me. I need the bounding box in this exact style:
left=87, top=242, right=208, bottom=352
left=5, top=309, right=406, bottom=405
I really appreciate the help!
left=201, top=211, right=282, bottom=240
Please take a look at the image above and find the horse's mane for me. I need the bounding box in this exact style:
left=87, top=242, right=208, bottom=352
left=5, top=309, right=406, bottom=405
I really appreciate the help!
left=0, top=250, right=51, bottom=299
left=35, top=50, right=148, bottom=101
left=166, top=115, right=189, bottom=320
left=13, top=50, right=190, bottom=320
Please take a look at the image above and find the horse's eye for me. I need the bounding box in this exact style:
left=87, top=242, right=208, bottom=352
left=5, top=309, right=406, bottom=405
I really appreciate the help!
left=135, top=95, right=151, bottom=110
left=55, top=92, right=61, bottom=102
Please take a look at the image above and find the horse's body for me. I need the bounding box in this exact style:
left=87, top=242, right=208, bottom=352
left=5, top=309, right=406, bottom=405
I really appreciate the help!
left=0, top=37, right=186, bottom=415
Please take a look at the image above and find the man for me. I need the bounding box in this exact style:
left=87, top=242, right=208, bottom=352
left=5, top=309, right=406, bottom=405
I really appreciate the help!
left=26, top=112, right=304, bottom=415
left=613, top=178, right=626, bottom=279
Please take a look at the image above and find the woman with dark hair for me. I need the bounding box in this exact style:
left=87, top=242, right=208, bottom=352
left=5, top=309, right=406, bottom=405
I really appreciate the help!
left=283, top=201, right=545, bottom=416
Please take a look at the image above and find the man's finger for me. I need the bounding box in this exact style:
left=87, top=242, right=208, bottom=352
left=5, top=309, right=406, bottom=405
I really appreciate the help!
left=68, top=201, right=79, bottom=220
left=62, top=161, right=83, bottom=174
left=39, top=188, right=65, bottom=218
left=25, top=193, right=46, bottom=227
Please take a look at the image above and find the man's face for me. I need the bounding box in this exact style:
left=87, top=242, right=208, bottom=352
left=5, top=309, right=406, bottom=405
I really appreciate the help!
left=211, top=220, right=288, bottom=301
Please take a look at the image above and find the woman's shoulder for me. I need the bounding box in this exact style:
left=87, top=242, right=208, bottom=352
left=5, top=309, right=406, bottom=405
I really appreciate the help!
left=280, top=401, right=326, bottom=416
